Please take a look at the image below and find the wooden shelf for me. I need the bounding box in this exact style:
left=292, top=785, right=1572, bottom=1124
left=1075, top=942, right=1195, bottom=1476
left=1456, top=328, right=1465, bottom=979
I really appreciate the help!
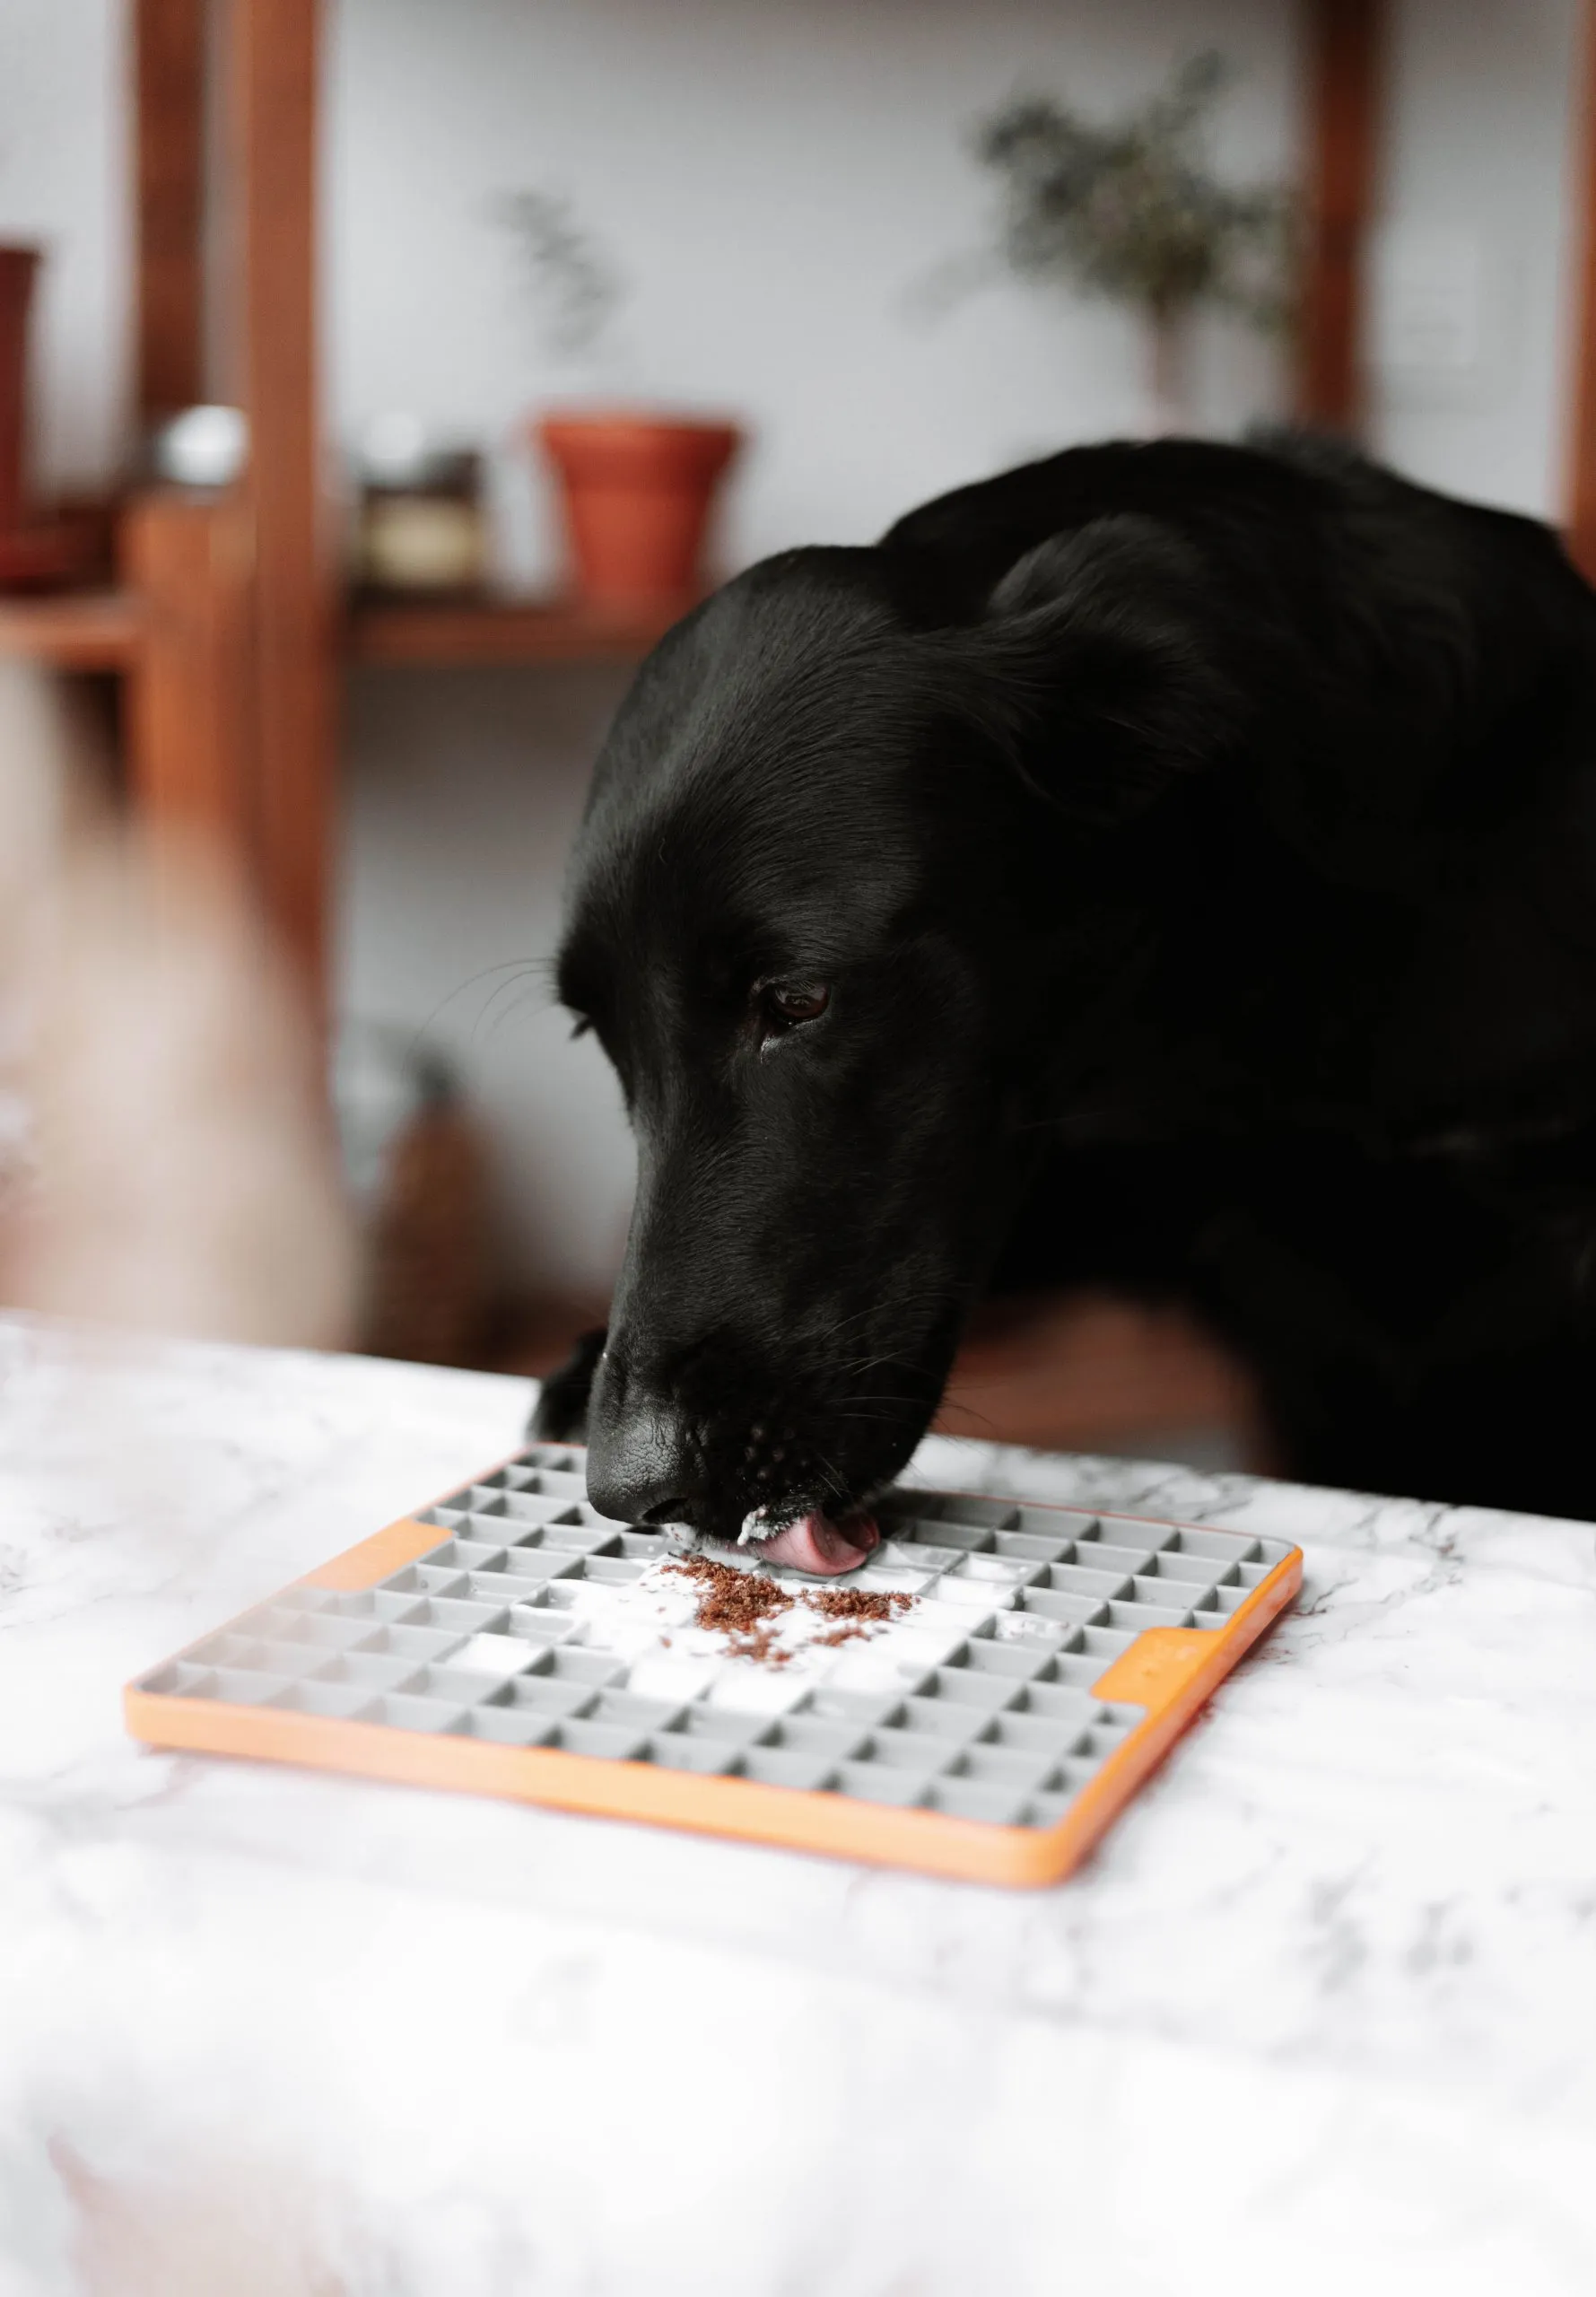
left=0, top=589, right=144, bottom=669
left=345, top=592, right=694, bottom=668
left=0, top=584, right=692, bottom=677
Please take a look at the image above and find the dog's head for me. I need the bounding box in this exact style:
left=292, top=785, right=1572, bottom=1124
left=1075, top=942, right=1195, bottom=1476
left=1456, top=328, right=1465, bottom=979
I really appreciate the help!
left=555, top=521, right=1227, bottom=1549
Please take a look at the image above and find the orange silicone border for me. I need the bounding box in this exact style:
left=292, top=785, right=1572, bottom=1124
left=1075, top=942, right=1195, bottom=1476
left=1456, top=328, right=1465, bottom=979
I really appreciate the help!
left=124, top=1468, right=1302, bottom=1889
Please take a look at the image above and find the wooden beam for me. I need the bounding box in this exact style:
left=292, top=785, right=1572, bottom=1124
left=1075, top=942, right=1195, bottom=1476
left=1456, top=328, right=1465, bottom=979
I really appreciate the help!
left=0, top=590, right=143, bottom=670
left=348, top=593, right=697, bottom=668
left=1565, top=1, right=1596, bottom=580
left=135, top=0, right=206, bottom=421
left=122, top=491, right=252, bottom=852
left=1296, top=0, right=1384, bottom=434
left=228, top=0, right=333, bottom=1007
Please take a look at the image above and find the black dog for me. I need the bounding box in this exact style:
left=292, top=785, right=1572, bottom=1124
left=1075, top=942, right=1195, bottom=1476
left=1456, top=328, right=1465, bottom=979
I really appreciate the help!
left=536, top=434, right=1596, bottom=1548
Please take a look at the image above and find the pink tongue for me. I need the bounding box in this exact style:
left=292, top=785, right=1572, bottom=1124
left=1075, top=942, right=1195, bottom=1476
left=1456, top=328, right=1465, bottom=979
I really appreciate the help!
left=754, top=1510, right=879, bottom=1576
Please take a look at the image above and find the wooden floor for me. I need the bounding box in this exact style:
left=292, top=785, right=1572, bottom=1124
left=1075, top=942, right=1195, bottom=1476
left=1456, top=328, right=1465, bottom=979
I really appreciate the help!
left=485, top=1288, right=1270, bottom=1475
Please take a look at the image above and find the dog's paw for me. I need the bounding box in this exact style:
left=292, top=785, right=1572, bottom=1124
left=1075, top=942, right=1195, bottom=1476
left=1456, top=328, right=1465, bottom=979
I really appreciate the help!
left=528, top=1326, right=607, bottom=1441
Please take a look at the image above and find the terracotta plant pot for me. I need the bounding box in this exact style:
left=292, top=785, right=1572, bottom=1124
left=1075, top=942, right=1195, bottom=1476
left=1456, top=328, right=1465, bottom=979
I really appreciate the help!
left=536, top=412, right=741, bottom=607
left=0, top=246, right=40, bottom=537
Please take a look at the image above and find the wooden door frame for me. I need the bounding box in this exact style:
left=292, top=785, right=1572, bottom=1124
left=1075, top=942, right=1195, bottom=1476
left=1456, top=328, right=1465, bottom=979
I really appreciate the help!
left=227, top=0, right=333, bottom=1007
left=135, top=0, right=206, bottom=421
left=131, top=0, right=332, bottom=1008
left=1295, top=0, right=1385, bottom=434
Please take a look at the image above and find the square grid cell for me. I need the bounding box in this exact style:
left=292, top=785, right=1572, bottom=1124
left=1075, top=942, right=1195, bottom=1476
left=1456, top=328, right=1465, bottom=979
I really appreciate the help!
left=133, top=1443, right=1296, bottom=1834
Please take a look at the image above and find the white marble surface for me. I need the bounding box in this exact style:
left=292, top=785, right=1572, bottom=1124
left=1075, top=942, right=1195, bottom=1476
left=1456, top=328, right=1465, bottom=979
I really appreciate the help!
left=2, top=1317, right=1594, bottom=2296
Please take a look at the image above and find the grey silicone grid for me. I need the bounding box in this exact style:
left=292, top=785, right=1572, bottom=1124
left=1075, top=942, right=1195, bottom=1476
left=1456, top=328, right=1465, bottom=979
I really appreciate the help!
left=138, top=1445, right=1294, bottom=1831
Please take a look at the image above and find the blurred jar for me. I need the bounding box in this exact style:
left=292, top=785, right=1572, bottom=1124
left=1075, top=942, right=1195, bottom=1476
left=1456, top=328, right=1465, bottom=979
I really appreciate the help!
left=150, top=404, right=249, bottom=490
left=355, top=412, right=488, bottom=594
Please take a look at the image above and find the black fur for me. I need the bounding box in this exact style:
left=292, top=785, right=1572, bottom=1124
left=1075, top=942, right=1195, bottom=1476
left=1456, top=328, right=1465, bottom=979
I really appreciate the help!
left=537, top=436, right=1596, bottom=1527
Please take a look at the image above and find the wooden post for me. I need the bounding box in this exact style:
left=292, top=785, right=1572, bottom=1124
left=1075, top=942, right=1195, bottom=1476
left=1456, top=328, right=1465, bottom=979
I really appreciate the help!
left=228, top=0, right=333, bottom=1009
left=1296, top=0, right=1385, bottom=434
left=122, top=490, right=253, bottom=852
left=1565, top=1, right=1596, bottom=580
left=135, top=0, right=206, bottom=421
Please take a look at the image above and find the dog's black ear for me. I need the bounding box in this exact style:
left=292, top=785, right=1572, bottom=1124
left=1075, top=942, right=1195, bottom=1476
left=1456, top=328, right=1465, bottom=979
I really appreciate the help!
left=964, top=515, right=1235, bottom=826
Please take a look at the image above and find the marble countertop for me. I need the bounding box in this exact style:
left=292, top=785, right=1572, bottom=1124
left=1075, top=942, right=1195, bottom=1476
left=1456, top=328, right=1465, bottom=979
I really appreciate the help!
left=2, top=1317, right=1593, bottom=2296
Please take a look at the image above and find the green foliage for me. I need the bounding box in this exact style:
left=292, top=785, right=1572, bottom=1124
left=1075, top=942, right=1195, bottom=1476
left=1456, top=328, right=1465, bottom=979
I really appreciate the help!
left=975, top=53, right=1295, bottom=328
left=494, top=188, right=623, bottom=361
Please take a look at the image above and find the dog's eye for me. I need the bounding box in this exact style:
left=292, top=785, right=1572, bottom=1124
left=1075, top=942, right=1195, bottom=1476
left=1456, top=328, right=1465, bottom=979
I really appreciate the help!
left=762, top=981, right=831, bottom=1032
left=568, top=1016, right=593, bottom=1041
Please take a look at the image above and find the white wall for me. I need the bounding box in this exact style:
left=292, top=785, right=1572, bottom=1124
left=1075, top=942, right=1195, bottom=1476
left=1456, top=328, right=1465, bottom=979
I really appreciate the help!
left=0, top=0, right=128, bottom=496
left=1367, top=0, right=1582, bottom=518
left=327, top=0, right=1304, bottom=586
left=331, top=0, right=1305, bottom=1296
left=340, top=660, right=639, bottom=1299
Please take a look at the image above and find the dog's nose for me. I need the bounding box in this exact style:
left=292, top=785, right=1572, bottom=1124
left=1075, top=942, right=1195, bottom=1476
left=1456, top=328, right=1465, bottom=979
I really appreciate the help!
left=585, top=1394, right=694, bottom=1526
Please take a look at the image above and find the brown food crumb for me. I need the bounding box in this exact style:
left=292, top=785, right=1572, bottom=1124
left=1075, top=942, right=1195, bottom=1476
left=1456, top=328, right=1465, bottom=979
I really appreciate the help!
left=804, top=1583, right=913, bottom=1650
left=807, top=1585, right=912, bottom=1622
left=666, top=1552, right=796, bottom=1663
left=665, top=1554, right=911, bottom=1664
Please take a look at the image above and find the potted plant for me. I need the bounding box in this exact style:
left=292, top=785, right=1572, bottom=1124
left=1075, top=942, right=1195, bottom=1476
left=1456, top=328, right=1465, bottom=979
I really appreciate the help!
left=938, top=54, right=1295, bottom=434
left=498, top=189, right=741, bottom=609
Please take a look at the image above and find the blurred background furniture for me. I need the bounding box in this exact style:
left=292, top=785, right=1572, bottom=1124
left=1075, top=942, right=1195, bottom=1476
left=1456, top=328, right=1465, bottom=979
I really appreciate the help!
left=0, top=0, right=1393, bottom=1009
left=0, top=0, right=709, bottom=1012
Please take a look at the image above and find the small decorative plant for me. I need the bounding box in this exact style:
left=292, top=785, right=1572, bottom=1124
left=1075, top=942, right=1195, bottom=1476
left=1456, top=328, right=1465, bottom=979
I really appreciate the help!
left=955, top=54, right=1295, bottom=431
left=492, top=188, right=741, bottom=608
left=494, top=188, right=626, bottom=370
